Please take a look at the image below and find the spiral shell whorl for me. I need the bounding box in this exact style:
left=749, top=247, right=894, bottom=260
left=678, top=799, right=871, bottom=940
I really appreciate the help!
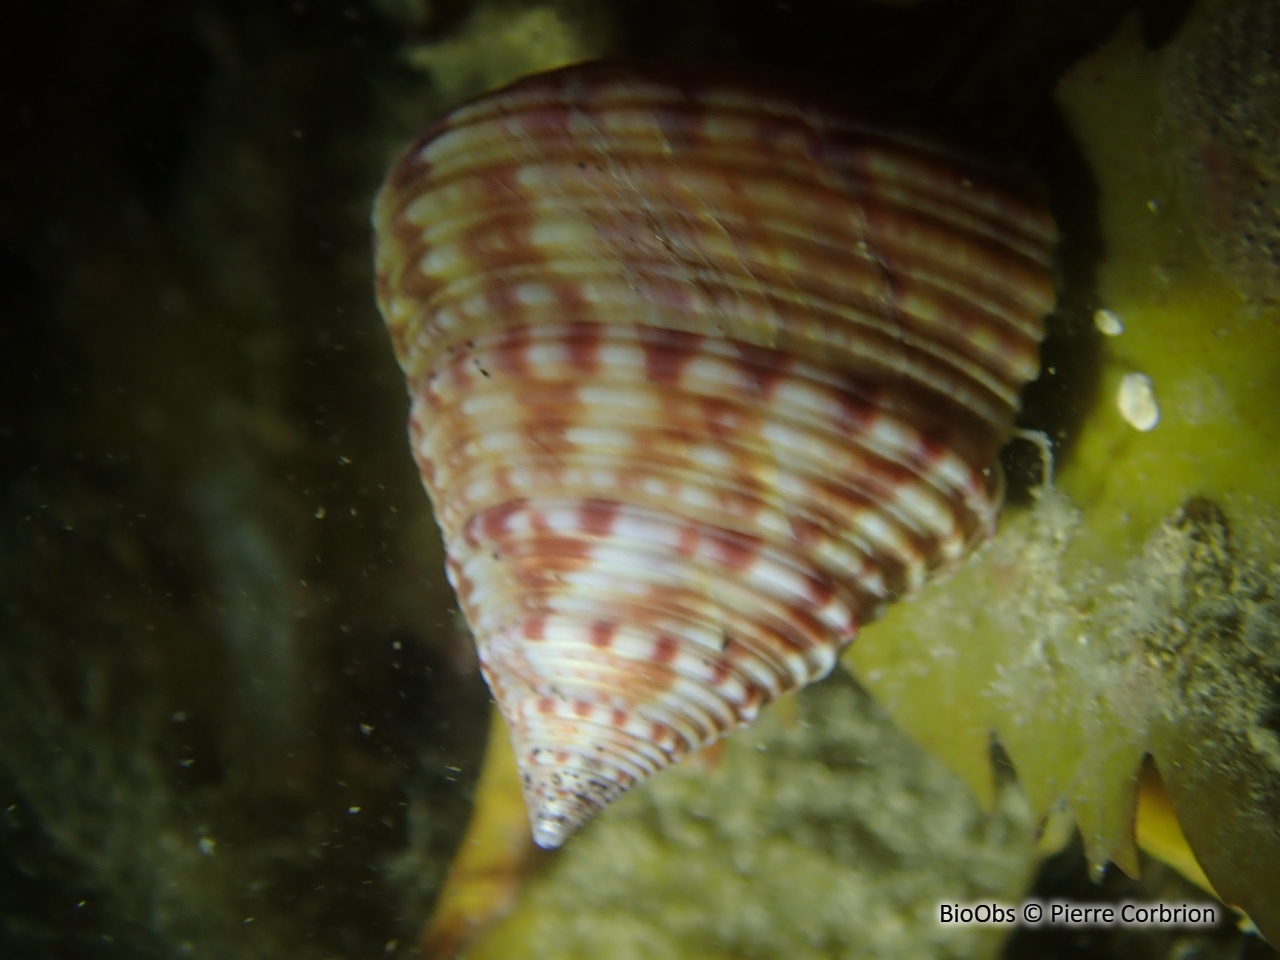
left=374, top=61, right=1055, bottom=848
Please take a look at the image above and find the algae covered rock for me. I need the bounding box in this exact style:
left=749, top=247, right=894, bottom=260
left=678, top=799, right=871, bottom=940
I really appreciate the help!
left=463, top=673, right=1041, bottom=960
left=1163, top=0, right=1280, bottom=302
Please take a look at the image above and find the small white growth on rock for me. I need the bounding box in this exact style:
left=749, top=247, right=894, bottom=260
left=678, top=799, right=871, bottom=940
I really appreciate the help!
left=1118, top=372, right=1160, bottom=431
left=1093, top=308, right=1124, bottom=336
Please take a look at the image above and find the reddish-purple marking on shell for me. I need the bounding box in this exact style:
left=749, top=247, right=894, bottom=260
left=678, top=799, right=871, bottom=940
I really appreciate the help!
left=373, top=59, right=1056, bottom=849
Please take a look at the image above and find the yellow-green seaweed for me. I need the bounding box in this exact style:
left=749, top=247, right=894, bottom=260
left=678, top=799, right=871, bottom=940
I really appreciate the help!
left=846, top=3, right=1280, bottom=941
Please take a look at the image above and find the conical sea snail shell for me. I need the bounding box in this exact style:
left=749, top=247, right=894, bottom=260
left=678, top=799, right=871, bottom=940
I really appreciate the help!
left=373, top=60, right=1056, bottom=849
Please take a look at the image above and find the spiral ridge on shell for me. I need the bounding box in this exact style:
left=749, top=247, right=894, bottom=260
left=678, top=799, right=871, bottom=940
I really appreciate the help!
left=373, top=60, right=1056, bottom=848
